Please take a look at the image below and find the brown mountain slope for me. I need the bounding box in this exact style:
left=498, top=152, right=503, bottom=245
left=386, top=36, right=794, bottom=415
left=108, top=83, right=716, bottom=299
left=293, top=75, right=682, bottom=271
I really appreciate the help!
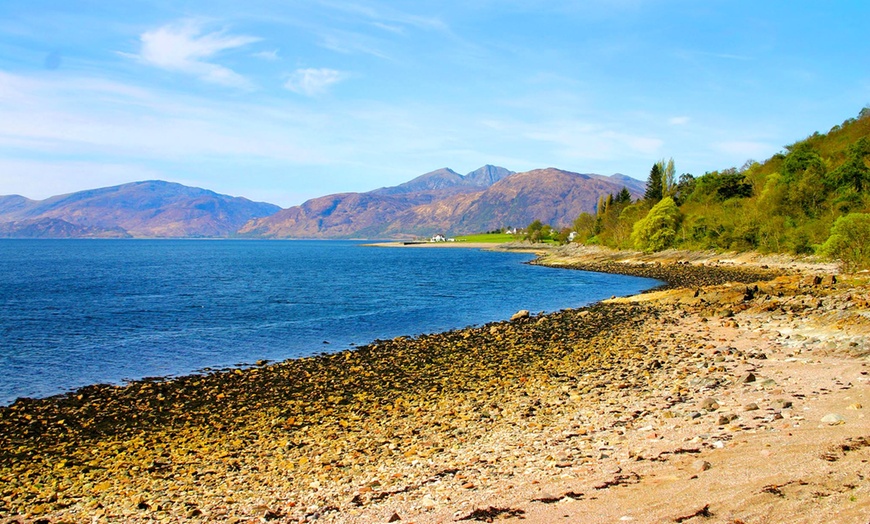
left=0, top=181, right=281, bottom=238
left=382, top=168, right=642, bottom=237
left=238, top=192, right=416, bottom=238
left=0, top=217, right=131, bottom=238
left=240, top=167, right=643, bottom=239
left=238, top=165, right=514, bottom=239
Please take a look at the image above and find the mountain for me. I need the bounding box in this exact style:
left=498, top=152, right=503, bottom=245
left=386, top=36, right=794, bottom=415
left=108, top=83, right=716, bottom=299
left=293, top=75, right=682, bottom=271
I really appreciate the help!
left=595, top=173, right=646, bottom=195
left=241, top=166, right=643, bottom=239
left=239, top=165, right=516, bottom=238
left=0, top=181, right=281, bottom=238
left=381, top=168, right=642, bottom=237
left=0, top=217, right=131, bottom=238
left=370, top=165, right=513, bottom=196
left=237, top=192, right=417, bottom=239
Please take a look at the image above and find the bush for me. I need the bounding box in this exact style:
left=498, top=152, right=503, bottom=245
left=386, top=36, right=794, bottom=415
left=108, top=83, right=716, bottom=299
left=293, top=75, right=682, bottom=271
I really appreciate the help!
left=820, top=213, right=870, bottom=271
left=631, top=197, right=681, bottom=252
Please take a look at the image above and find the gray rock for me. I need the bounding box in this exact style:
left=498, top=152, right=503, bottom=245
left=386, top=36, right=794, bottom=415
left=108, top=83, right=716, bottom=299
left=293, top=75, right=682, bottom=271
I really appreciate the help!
left=821, top=413, right=845, bottom=425
left=510, top=310, right=530, bottom=321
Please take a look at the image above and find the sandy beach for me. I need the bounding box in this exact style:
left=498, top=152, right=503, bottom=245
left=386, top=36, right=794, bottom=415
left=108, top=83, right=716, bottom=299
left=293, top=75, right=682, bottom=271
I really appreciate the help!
left=1, top=245, right=868, bottom=523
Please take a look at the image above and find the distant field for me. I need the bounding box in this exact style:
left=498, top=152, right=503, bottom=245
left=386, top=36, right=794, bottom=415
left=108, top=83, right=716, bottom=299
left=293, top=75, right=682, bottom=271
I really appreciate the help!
left=453, top=233, right=521, bottom=243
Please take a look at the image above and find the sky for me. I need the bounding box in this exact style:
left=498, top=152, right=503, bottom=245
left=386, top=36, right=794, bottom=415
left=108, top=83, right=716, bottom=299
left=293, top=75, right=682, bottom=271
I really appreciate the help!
left=0, top=1, right=868, bottom=208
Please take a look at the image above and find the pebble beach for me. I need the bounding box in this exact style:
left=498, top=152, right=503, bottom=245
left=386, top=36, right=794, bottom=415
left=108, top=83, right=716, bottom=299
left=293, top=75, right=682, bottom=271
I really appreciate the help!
left=2, top=245, right=869, bottom=523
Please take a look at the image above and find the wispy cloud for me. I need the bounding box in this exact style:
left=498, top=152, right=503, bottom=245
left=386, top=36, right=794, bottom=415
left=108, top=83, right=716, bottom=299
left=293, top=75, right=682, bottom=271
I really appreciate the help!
left=523, top=120, right=662, bottom=160
left=317, top=29, right=390, bottom=59
left=668, top=116, right=690, bottom=125
left=284, top=68, right=346, bottom=96
left=128, top=20, right=260, bottom=88
left=252, top=49, right=280, bottom=61
left=319, top=1, right=449, bottom=33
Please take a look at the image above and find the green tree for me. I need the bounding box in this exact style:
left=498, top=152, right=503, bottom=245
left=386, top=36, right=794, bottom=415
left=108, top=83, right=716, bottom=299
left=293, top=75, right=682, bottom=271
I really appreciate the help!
left=833, top=137, right=870, bottom=192
left=616, top=187, right=632, bottom=205
left=716, top=172, right=753, bottom=200
left=660, top=158, right=677, bottom=197
left=644, top=162, right=663, bottom=202
left=674, top=174, right=695, bottom=205
left=820, top=213, right=870, bottom=271
left=525, top=219, right=552, bottom=242
left=631, top=197, right=681, bottom=252
left=571, top=212, right=594, bottom=238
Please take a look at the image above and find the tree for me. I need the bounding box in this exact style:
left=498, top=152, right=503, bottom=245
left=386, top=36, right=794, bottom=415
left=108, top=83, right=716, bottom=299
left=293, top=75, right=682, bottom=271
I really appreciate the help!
left=674, top=174, right=696, bottom=205
left=525, top=219, right=552, bottom=243
left=833, top=137, right=870, bottom=192
left=616, top=187, right=632, bottom=205
left=572, top=212, right=596, bottom=241
left=820, top=213, right=870, bottom=272
left=716, top=172, right=753, bottom=200
left=631, top=197, right=681, bottom=252
left=661, top=158, right=677, bottom=197
left=644, top=162, right=663, bottom=202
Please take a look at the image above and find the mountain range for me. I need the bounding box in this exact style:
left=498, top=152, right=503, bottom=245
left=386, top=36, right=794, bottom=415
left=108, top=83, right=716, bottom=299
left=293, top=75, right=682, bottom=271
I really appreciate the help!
left=0, top=181, right=281, bottom=238
left=0, top=167, right=644, bottom=239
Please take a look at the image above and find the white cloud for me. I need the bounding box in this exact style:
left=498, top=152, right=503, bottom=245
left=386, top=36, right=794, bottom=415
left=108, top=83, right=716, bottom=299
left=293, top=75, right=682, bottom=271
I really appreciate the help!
left=284, top=68, right=346, bottom=96
left=252, top=49, right=280, bottom=61
left=523, top=121, right=662, bottom=160
left=0, top=71, right=327, bottom=162
left=668, top=116, right=690, bottom=125
left=131, top=21, right=260, bottom=88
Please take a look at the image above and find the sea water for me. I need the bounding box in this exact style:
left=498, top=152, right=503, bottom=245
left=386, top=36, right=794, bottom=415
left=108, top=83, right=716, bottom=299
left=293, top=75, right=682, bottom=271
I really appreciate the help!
left=0, top=240, right=660, bottom=404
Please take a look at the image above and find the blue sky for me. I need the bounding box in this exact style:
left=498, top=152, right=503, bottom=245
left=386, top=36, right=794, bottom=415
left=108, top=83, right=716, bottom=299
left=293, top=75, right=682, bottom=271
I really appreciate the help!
left=1, top=1, right=868, bottom=207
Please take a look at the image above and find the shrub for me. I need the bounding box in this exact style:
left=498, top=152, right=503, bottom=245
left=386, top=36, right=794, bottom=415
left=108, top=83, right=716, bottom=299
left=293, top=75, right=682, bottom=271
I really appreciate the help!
left=631, top=197, right=681, bottom=252
left=820, top=213, right=870, bottom=271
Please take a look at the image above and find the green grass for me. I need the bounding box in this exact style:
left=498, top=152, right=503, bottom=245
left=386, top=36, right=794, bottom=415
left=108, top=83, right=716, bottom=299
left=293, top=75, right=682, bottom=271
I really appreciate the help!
left=453, top=232, right=521, bottom=243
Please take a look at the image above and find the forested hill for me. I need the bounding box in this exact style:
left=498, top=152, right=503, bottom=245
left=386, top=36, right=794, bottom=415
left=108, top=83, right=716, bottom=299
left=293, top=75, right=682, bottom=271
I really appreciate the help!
left=572, top=107, right=870, bottom=270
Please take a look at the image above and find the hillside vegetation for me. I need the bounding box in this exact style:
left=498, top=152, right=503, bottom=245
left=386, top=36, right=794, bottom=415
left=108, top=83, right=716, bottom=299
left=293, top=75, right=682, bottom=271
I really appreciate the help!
left=569, top=107, right=870, bottom=269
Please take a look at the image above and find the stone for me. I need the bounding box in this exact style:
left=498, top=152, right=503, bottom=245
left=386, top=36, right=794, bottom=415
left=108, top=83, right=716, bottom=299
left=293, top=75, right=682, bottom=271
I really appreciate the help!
left=717, top=413, right=738, bottom=425
left=821, top=413, right=846, bottom=425
left=743, top=403, right=759, bottom=411
left=387, top=512, right=402, bottom=522
left=691, top=459, right=712, bottom=472
left=420, top=495, right=436, bottom=510
left=847, top=403, right=863, bottom=410
left=699, top=398, right=719, bottom=411
left=510, top=310, right=530, bottom=321
left=737, top=372, right=756, bottom=384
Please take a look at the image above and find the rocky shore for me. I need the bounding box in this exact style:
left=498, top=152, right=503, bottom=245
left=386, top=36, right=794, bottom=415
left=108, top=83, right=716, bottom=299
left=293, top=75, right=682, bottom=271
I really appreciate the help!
left=2, top=245, right=869, bottom=523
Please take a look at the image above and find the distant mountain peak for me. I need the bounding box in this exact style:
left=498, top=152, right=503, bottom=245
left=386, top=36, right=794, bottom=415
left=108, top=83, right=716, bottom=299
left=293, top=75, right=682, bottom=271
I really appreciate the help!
left=463, top=165, right=514, bottom=187
left=370, top=165, right=513, bottom=196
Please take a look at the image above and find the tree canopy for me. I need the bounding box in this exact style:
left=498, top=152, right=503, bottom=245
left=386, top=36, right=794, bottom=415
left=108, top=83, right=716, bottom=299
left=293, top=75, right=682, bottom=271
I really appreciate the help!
left=567, top=106, right=870, bottom=268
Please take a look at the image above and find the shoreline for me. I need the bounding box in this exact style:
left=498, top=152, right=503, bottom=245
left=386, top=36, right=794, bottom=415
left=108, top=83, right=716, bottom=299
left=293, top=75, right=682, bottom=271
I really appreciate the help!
left=2, top=248, right=868, bottom=523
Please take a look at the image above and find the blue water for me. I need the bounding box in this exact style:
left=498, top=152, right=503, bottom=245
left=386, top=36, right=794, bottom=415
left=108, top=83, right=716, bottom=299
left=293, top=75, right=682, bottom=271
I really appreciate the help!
left=0, top=240, right=660, bottom=404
